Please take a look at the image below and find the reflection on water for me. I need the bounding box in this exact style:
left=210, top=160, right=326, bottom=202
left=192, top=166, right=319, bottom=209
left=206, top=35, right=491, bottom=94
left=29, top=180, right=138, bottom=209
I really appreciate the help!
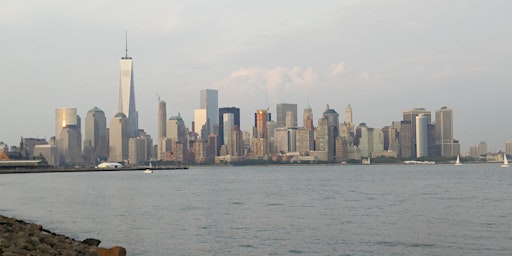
left=1, top=164, right=511, bottom=255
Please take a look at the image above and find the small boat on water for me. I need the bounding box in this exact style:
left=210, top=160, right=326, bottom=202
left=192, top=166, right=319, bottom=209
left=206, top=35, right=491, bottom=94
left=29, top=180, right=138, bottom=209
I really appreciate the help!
left=144, top=162, right=154, bottom=173
left=454, top=155, right=462, bottom=166
left=501, top=153, right=509, bottom=168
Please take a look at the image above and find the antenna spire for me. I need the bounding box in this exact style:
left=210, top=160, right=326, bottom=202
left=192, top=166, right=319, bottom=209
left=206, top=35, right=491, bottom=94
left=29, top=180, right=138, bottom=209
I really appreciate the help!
left=125, top=31, right=128, bottom=58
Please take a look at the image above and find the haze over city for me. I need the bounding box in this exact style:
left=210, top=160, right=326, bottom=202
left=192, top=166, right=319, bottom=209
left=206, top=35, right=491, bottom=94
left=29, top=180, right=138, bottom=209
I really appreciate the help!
left=1, top=0, right=511, bottom=152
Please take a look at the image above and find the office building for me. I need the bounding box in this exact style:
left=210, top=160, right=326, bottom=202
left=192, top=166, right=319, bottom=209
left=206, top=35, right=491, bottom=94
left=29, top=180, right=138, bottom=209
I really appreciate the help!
left=117, top=43, right=138, bottom=138
left=435, top=107, right=459, bottom=157
left=158, top=100, right=167, bottom=139
left=402, top=108, right=431, bottom=158
left=219, top=107, right=240, bottom=153
left=222, top=113, right=235, bottom=154
left=194, top=109, right=208, bottom=138
left=55, top=108, right=82, bottom=165
left=303, top=103, right=314, bottom=131
left=109, top=113, right=129, bottom=162
left=416, top=114, right=428, bottom=157
left=84, top=107, right=108, bottom=163
left=200, top=89, right=219, bottom=134
left=276, top=103, right=297, bottom=127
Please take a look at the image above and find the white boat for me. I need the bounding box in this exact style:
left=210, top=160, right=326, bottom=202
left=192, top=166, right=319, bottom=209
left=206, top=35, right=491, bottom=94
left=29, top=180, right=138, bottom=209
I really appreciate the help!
left=144, top=162, right=154, bottom=173
left=362, top=157, right=371, bottom=165
left=501, top=153, right=509, bottom=168
left=454, top=155, right=462, bottom=166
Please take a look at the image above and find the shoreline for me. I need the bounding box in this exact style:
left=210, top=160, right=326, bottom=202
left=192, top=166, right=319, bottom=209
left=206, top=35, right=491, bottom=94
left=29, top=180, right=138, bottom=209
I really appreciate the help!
left=0, top=214, right=126, bottom=255
left=0, top=165, right=188, bottom=175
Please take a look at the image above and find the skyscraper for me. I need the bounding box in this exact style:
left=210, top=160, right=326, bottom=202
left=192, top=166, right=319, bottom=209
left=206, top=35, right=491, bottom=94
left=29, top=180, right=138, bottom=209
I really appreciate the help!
left=219, top=107, right=240, bottom=153
left=158, top=100, right=167, bottom=139
left=303, top=103, right=314, bottom=131
left=200, top=89, right=219, bottom=134
left=223, top=113, right=235, bottom=154
left=345, top=104, right=353, bottom=124
left=194, top=109, right=208, bottom=138
left=109, top=113, right=129, bottom=162
left=416, top=114, right=428, bottom=157
left=276, top=103, right=297, bottom=127
left=55, top=108, right=82, bottom=165
left=84, top=107, right=108, bottom=162
left=118, top=39, right=138, bottom=138
left=402, top=108, right=431, bottom=158
left=435, top=107, right=459, bottom=157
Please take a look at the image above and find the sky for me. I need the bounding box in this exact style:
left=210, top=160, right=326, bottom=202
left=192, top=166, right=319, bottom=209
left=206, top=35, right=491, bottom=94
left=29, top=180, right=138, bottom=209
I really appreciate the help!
left=1, top=0, right=511, bottom=153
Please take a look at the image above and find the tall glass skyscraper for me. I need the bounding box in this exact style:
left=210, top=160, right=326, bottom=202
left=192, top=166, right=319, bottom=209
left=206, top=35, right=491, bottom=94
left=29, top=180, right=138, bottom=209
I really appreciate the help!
left=200, top=89, right=219, bottom=135
left=118, top=44, right=138, bottom=138
left=276, top=103, right=297, bottom=127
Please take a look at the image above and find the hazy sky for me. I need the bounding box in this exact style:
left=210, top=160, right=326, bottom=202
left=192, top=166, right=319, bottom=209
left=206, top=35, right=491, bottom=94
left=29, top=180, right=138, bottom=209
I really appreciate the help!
left=1, top=0, right=511, bottom=152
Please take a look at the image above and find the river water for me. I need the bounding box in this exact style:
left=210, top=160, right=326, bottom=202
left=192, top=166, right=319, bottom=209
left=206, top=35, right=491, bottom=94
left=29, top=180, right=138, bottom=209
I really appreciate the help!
left=1, top=164, right=511, bottom=255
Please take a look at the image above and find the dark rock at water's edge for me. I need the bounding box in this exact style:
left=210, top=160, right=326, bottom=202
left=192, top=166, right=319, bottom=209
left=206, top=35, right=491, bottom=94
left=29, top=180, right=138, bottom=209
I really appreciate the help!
left=0, top=215, right=126, bottom=256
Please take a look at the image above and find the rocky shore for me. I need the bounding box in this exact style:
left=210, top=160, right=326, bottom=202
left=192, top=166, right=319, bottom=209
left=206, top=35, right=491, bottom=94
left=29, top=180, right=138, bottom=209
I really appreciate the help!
left=0, top=215, right=126, bottom=255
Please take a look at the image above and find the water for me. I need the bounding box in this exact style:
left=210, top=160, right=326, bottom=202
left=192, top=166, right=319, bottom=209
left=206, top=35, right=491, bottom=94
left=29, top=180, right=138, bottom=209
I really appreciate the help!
left=1, top=164, right=512, bottom=255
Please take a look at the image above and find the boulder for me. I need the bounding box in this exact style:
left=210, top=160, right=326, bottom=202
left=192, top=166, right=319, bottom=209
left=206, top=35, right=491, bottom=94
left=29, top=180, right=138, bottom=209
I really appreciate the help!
left=82, top=238, right=101, bottom=246
left=96, top=246, right=127, bottom=256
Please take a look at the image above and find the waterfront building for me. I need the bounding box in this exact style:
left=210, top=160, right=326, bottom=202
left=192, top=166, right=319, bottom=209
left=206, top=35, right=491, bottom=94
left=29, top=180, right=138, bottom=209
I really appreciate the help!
left=128, top=133, right=152, bottom=165
left=222, top=113, right=235, bottom=155
left=55, top=108, right=82, bottom=165
left=358, top=124, right=384, bottom=158
left=158, top=137, right=172, bottom=161
left=194, top=109, right=208, bottom=139
left=117, top=43, right=138, bottom=138
left=345, top=104, right=353, bottom=125
left=303, top=103, right=314, bottom=131
left=399, top=121, right=412, bottom=158
left=200, top=89, right=219, bottom=134
left=22, top=138, right=48, bottom=159
left=218, top=107, right=240, bottom=154
left=296, top=127, right=314, bottom=154
left=276, top=103, right=297, bottom=127
left=402, top=108, right=431, bottom=158
left=323, top=105, right=339, bottom=161
left=505, top=141, right=512, bottom=155
left=83, top=107, right=108, bottom=164
left=108, top=113, right=129, bottom=162
left=158, top=100, right=167, bottom=139
left=33, top=144, right=58, bottom=167
left=434, top=107, right=459, bottom=157
left=416, top=114, right=428, bottom=158
left=315, top=117, right=329, bottom=152
left=253, top=109, right=269, bottom=156
left=230, top=125, right=243, bottom=156
left=479, top=141, right=488, bottom=155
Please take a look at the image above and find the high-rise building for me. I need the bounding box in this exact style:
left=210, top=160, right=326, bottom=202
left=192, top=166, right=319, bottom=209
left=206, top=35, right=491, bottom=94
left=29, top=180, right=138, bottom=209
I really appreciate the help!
left=158, top=100, right=167, bottom=139
left=478, top=141, right=488, bottom=155
left=435, top=107, right=459, bottom=157
left=276, top=103, right=297, bottom=127
left=223, top=113, right=235, bottom=154
left=505, top=141, right=512, bottom=155
left=84, top=107, right=108, bottom=163
left=402, top=108, right=431, bottom=158
left=108, top=113, right=129, bottom=162
left=117, top=42, right=138, bottom=138
left=219, top=107, right=240, bottom=153
left=253, top=109, right=269, bottom=156
left=200, top=89, right=219, bottom=134
left=55, top=108, right=82, bottom=165
left=345, top=104, right=353, bottom=124
left=416, top=114, right=428, bottom=158
left=230, top=125, right=243, bottom=156
left=167, top=113, right=188, bottom=147
left=194, top=109, right=208, bottom=138
left=303, top=103, right=314, bottom=131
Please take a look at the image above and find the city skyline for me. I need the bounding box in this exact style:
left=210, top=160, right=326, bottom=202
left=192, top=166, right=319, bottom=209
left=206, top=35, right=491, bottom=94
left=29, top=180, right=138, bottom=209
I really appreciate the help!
left=1, top=1, right=512, bottom=152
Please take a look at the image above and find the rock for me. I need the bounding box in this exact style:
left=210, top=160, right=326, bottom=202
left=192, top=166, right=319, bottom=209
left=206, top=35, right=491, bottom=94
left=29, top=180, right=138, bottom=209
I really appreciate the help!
left=82, top=238, right=101, bottom=246
left=96, top=246, right=127, bottom=256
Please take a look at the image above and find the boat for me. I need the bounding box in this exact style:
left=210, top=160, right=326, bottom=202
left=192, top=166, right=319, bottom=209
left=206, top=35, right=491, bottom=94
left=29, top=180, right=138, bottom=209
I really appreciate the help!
left=362, top=157, right=371, bottom=165
left=144, top=162, right=154, bottom=173
left=501, top=153, right=509, bottom=168
left=454, top=155, right=462, bottom=166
